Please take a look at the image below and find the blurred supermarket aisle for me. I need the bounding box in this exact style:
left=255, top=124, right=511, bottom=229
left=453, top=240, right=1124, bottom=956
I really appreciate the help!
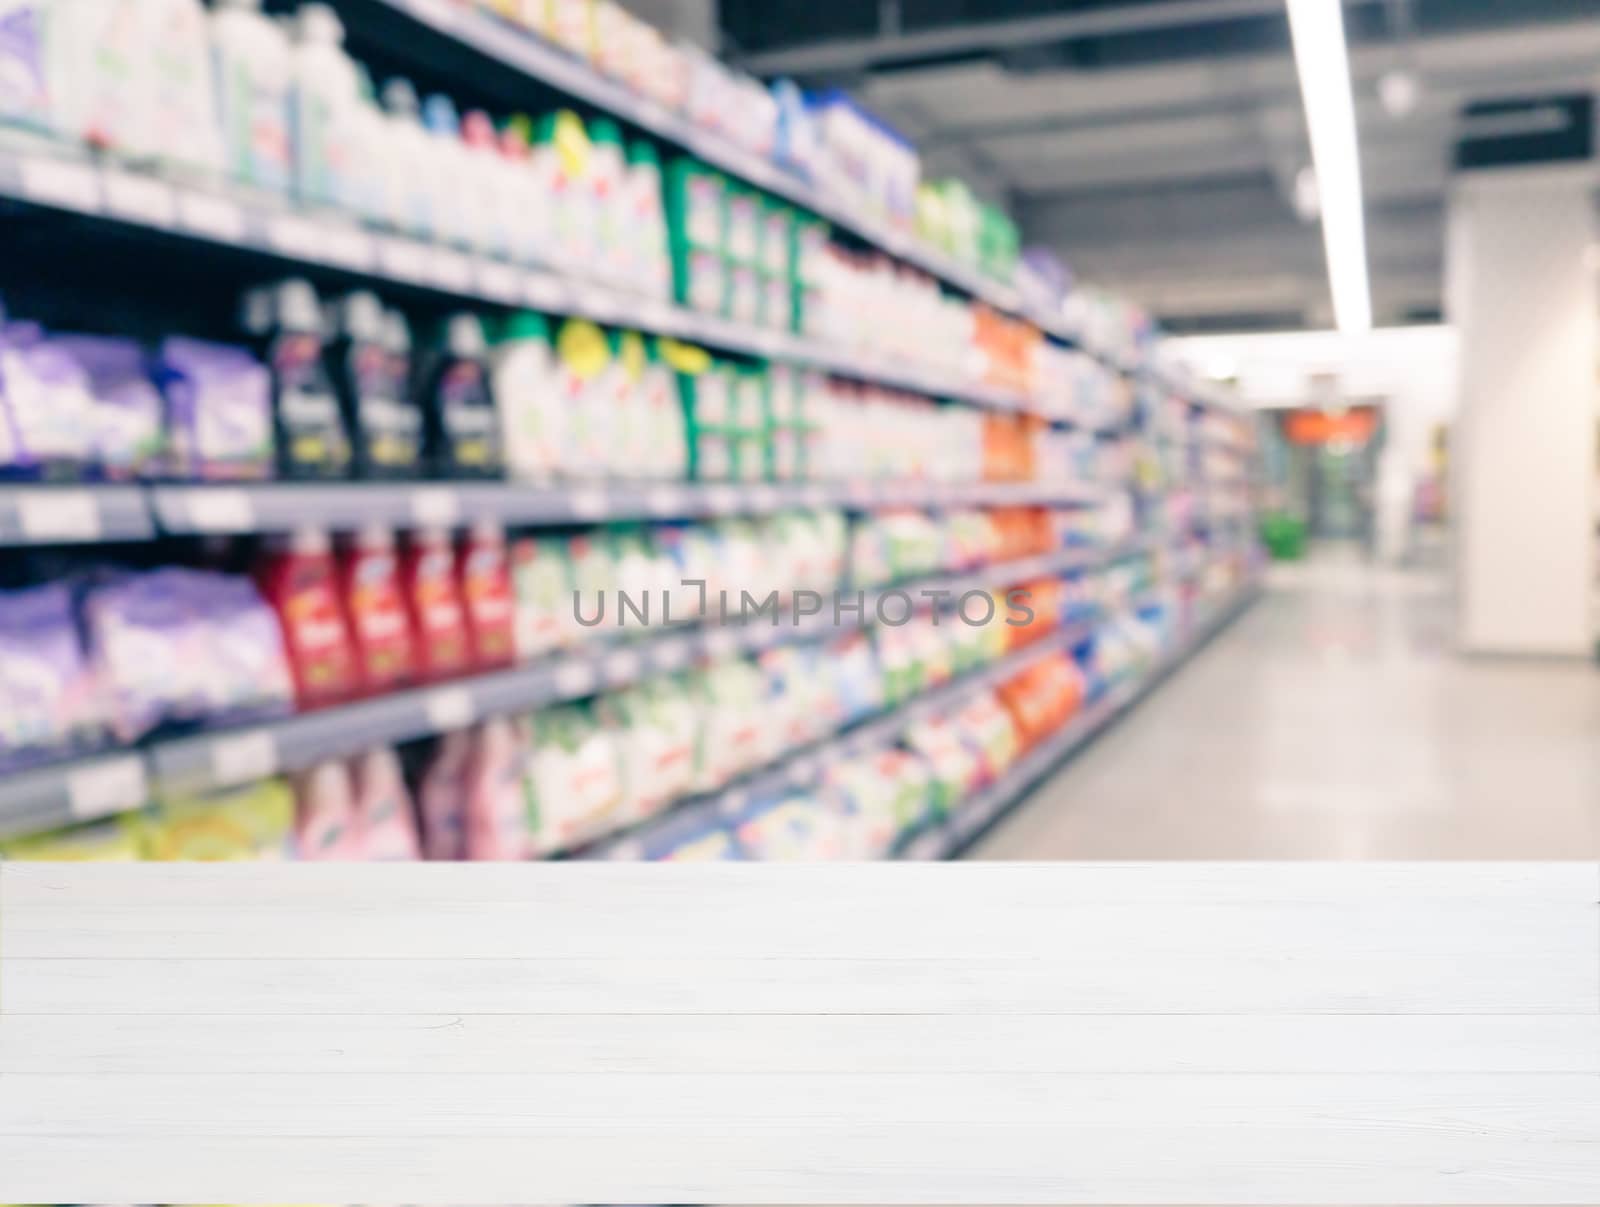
left=973, top=548, right=1600, bottom=859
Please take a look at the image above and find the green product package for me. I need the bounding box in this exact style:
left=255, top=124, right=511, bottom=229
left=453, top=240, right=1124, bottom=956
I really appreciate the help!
left=664, top=158, right=728, bottom=314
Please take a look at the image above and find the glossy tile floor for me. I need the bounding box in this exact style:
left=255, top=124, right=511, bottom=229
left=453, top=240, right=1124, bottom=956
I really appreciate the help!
left=973, top=548, right=1600, bottom=859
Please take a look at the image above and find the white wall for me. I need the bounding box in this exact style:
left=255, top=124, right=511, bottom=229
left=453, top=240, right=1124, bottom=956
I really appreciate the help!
left=1170, top=326, right=1459, bottom=562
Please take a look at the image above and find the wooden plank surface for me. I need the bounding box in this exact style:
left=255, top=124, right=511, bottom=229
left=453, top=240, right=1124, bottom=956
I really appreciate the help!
left=2, top=862, right=1598, bottom=1203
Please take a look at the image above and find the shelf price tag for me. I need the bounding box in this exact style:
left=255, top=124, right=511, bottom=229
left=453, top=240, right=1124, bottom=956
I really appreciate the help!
left=17, top=491, right=101, bottom=541
left=554, top=659, right=599, bottom=699
left=176, top=191, right=246, bottom=242
left=704, top=485, right=739, bottom=514
left=102, top=171, right=176, bottom=228
left=645, top=485, right=686, bottom=516
left=523, top=272, right=567, bottom=310
left=378, top=237, right=433, bottom=284
left=425, top=686, right=476, bottom=731
left=67, top=756, right=148, bottom=821
left=747, top=484, right=779, bottom=512
left=20, top=157, right=99, bottom=212
left=268, top=214, right=326, bottom=260
left=209, top=731, right=278, bottom=786
left=182, top=488, right=255, bottom=534
left=430, top=249, right=474, bottom=293
left=602, top=648, right=642, bottom=685
left=475, top=260, right=520, bottom=303
left=320, top=225, right=376, bottom=271
left=569, top=488, right=608, bottom=520
left=409, top=486, right=461, bottom=528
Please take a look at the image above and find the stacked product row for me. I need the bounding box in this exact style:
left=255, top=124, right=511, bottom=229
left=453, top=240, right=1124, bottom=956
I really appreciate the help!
left=0, top=554, right=1169, bottom=863
left=1, top=283, right=1097, bottom=487
left=0, top=503, right=1125, bottom=774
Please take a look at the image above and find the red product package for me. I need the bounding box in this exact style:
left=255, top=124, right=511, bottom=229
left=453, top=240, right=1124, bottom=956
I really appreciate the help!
left=399, top=528, right=472, bottom=681
left=457, top=521, right=516, bottom=670
left=257, top=530, right=359, bottom=708
left=338, top=526, right=416, bottom=695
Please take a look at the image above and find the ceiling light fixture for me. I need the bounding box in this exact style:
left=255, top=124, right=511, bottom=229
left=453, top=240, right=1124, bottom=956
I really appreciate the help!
left=1285, top=0, right=1372, bottom=334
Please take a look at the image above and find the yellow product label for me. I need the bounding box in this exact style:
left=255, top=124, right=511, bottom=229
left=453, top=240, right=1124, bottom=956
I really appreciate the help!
left=551, top=109, right=592, bottom=180
left=658, top=337, right=711, bottom=376
left=618, top=330, right=646, bottom=381
left=556, top=318, right=611, bottom=379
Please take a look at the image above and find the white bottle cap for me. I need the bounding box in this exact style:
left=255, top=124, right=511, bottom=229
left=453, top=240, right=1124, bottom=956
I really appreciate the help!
left=297, top=3, right=344, bottom=45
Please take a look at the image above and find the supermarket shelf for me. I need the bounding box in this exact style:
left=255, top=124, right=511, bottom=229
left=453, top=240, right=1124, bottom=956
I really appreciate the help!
left=898, top=581, right=1263, bottom=860
left=0, top=542, right=1135, bottom=839
left=0, top=477, right=1106, bottom=547
left=0, top=484, right=152, bottom=545
left=0, top=144, right=1033, bottom=414
left=362, top=0, right=1034, bottom=323
left=584, top=615, right=1101, bottom=860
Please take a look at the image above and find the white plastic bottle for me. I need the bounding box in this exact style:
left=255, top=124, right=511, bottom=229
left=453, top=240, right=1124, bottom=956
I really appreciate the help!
left=421, top=92, right=479, bottom=252
left=211, top=0, right=292, bottom=193
left=380, top=78, right=434, bottom=240
left=289, top=2, right=361, bottom=210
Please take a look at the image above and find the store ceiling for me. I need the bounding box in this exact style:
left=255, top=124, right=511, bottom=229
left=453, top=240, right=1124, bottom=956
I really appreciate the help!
left=725, top=0, right=1600, bottom=332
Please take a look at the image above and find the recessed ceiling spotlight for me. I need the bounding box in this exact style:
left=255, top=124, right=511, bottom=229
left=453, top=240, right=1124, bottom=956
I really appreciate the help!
left=1379, top=69, right=1419, bottom=119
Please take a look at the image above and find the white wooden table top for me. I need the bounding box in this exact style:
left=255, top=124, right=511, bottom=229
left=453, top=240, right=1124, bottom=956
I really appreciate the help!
left=2, top=862, right=1598, bottom=1203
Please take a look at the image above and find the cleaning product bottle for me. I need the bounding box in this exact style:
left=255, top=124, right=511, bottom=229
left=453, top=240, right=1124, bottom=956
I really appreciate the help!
left=499, top=115, right=548, bottom=266
left=257, top=528, right=359, bottom=708
left=210, top=0, right=292, bottom=192
left=490, top=310, right=562, bottom=482
left=419, top=314, right=501, bottom=479
left=399, top=527, right=472, bottom=680
left=292, top=759, right=360, bottom=859
left=552, top=318, right=611, bottom=478
left=289, top=2, right=361, bottom=209
left=588, top=116, right=628, bottom=284
left=0, top=0, right=49, bottom=132
left=642, top=338, right=688, bottom=479
left=461, top=108, right=515, bottom=263
left=241, top=279, right=351, bottom=479
left=532, top=109, right=594, bottom=271
left=350, top=746, right=421, bottom=860
left=337, top=524, right=416, bottom=694
left=325, top=290, right=421, bottom=478
left=421, top=93, right=478, bottom=252
left=348, top=65, right=390, bottom=226
left=380, top=77, right=434, bottom=240
left=457, top=520, right=515, bottom=670
left=626, top=140, right=672, bottom=299
left=47, top=0, right=146, bottom=154
left=141, top=0, right=225, bottom=177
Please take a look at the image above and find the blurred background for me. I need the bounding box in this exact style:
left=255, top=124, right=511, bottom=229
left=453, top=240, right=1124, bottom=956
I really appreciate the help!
left=0, top=0, right=1594, bottom=865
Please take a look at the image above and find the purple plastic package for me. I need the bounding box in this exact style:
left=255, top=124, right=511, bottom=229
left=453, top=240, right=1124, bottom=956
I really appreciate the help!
left=0, top=321, right=97, bottom=478
left=0, top=3, right=48, bottom=129
left=0, top=582, right=104, bottom=769
left=82, top=567, right=294, bottom=742
left=51, top=335, right=167, bottom=480
left=154, top=337, right=274, bottom=481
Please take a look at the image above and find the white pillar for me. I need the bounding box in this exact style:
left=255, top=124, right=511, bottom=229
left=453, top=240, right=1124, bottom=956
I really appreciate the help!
left=1447, top=164, right=1597, bottom=656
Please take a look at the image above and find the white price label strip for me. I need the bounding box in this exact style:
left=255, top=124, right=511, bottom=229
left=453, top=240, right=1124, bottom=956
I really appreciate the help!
left=16, top=491, right=101, bottom=541
left=19, top=157, right=99, bottom=211
left=747, top=484, right=779, bottom=512
left=208, top=730, right=278, bottom=785
left=645, top=485, right=685, bottom=516
left=425, top=687, right=476, bottom=731
left=705, top=485, right=739, bottom=514
left=522, top=272, right=567, bottom=309
left=102, top=171, right=176, bottom=227
left=66, top=756, right=148, bottom=821
left=320, top=225, right=375, bottom=271
left=176, top=191, right=246, bottom=242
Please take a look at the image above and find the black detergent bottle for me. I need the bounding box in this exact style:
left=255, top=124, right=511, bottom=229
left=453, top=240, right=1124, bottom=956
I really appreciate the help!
left=419, top=313, right=501, bottom=479
left=325, top=291, right=422, bottom=478
left=242, top=278, right=351, bottom=479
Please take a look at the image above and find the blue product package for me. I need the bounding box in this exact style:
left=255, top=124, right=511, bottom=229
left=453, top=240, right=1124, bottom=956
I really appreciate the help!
left=629, top=803, right=743, bottom=862
left=0, top=582, right=104, bottom=769
left=730, top=790, right=841, bottom=860
left=51, top=335, right=166, bottom=480
left=154, top=337, right=274, bottom=480
left=195, top=570, right=294, bottom=724
left=81, top=570, right=190, bottom=741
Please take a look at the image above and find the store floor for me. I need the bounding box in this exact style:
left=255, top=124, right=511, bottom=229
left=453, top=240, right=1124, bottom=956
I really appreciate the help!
left=971, top=547, right=1600, bottom=859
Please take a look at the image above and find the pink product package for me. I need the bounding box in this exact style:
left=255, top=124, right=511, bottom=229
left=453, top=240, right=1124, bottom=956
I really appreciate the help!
left=291, top=760, right=361, bottom=860
left=418, top=727, right=474, bottom=860
left=352, top=746, right=421, bottom=861
left=463, top=716, right=532, bottom=861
